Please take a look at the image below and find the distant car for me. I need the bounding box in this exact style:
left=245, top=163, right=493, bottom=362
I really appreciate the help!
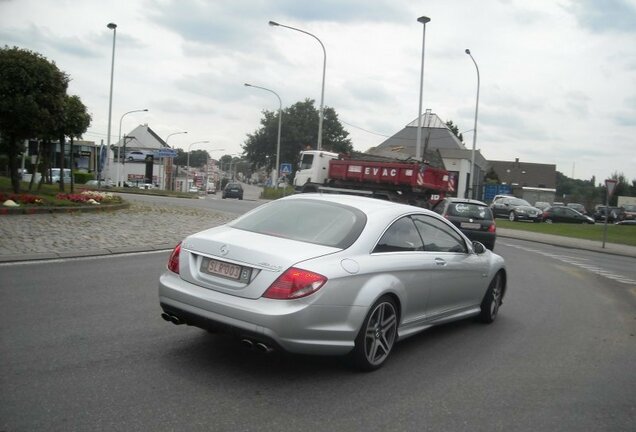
left=534, top=201, right=551, bottom=211
left=222, top=182, right=243, bottom=200
left=542, top=206, right=595, bottom=224
left=188, top=186, right=199, bottom=193
left=126, top=151, right=149, bottom=162
left=566, top=203, right=587, bottom=215
left=432, top=197, right=496, bottom=250
left=158, top=194, right=507, bottom=371
left=207, top=183, right=217, bottom=194
left=490, top=197, right=543, bottom=222
left=622, top=204, right=636, bottom=220
left=84, top=179, right=113, bottom=188
left=138, top=183, right=154, bottom=190
left=593, top=205, right=625, bottom=223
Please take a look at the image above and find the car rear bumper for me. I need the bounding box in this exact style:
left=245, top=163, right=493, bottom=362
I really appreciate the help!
left=158, top=271, right=362, bottom=355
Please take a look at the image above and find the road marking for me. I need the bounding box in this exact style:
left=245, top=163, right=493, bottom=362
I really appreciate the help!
left=502, top=242, right=636, bottom=286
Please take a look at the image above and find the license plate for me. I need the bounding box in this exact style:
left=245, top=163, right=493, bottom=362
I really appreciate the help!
left=201, top=258, right=250, bottom=282
left=460, top=222, right=481, bottom=230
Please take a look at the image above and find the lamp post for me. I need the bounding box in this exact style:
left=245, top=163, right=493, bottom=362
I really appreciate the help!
left=117, top=108, right=148, bottom=186
left=105, top=22, right=117, bottom=182
left=415, top=16, right=431, bottom=162
left=269, top=20, right=325, bottom=151
left=244, top=83, right=282, bottom=187
left=185, top=141, right=210, bottom=191
left=164, top=131, right=187, bottom=190
left=465, top=48, right=480, bottom=199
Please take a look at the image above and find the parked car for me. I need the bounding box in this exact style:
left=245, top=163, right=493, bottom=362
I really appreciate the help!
left=593, top=205, right=625, bottom=223
left=159, top=194, right=507, bottom=371
left=622, top=204, right=636, bottom=220
left=222, top=182, right=243, bottom=200
left=188, top=186, right=199, bottom=193
left=126, top=151, right=149, bottom=162
left=432, top=197, right=496, bottom=250
left=490, top=197, right=543, bottom=222
left=542, top=206, right=595, bottom=224
left=566, top=203, right=587, bottom=215
left=84, top=179, right=113, bottom=188
left=207, top=183, right=216, bottom=194
left=138, top=183, right=154, bottom=189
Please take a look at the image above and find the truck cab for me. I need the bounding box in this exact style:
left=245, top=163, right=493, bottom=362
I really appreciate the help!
left=293, top=150, right=339, bottom=192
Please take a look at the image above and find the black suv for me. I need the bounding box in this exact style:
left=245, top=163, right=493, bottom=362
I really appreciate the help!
left=432, top=197, right=496, bottom=250
left=222, top=182, right=244, bottom=200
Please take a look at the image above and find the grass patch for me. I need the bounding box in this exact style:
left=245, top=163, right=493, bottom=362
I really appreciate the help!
left=260, top=186, right=295, bottom=200
left=496, top=219, right=636, bottom=246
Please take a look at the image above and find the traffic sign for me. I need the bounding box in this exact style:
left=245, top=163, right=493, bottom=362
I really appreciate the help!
left=153, top=149, right=178, bottom=158
left=280, top=163, right=292, bottom=176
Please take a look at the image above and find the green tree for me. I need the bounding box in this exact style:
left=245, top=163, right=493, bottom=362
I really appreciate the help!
left=445, top=120, right=464, bottom=142
left=62, top=95, right=92, bottom=192
left=0, top=46, right=69, bottom=192
left=242, top=99, right=352, bottom=172
left=174, top=148, right=210, bottom=168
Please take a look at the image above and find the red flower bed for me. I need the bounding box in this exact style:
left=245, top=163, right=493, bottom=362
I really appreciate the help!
left=0, top=192, right=46, bottom=204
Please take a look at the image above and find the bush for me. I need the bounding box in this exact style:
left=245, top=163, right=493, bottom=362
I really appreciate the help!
left=74, top=172, right=93, bottom=184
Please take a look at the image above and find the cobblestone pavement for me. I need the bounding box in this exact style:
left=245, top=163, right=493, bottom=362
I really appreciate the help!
left=1, top=200, right=635, bottom=262
left=0, top=201, right=234, bottom=261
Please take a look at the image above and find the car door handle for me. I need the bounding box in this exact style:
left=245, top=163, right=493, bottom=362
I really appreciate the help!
left=434, top=258, right=447, bottom=266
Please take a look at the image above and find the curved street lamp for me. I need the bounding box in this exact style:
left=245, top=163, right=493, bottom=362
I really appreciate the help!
left=105, top=22, right=117, bottom=181
left=269, top=20, right=325, bottom=151
left=185, top=141, right=210, bottom=191
left=163, top=131, right=187, bottom=190
left=117, top=108, right=148, bottom=186
left=465, top=48, right=480, bottom=199
left=415, top=16, right=431, bottom=161
left=244, top=83, right=282, bottom=187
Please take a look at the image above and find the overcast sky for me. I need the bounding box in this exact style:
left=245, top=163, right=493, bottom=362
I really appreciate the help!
left=1, top=0, right=635, bottom=182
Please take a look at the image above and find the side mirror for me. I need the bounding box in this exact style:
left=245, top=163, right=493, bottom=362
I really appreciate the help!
left=472, top=241, right=486, bottom=254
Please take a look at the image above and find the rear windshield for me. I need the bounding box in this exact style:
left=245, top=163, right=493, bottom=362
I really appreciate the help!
left=448, top=203, right=493, bottom=220
left=229, top=199, right=366, bottom=249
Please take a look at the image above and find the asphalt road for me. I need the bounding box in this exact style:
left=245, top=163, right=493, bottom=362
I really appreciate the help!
left=1, top=240, right=634, bottom=431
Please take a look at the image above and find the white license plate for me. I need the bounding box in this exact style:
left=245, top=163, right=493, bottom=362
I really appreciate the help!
left=201, top=258, right=244, bottom=280
left=460, top=222, right=481, bottom=230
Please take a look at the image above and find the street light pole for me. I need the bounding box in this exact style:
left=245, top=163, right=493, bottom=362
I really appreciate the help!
left=164, top=131, right=187, bottom=190
left=105, top=22, right=117, bottom=182
left=244, top=83, right=282, bottom=187
left=269, top=20, right=325, bottom=151
left=185, top=140, right=210, bottom=191
left=117, top=108, right=148, bottom=186
left=466, top=48, right=480, bottom=199
left=415, top=16, right=430, bottom=162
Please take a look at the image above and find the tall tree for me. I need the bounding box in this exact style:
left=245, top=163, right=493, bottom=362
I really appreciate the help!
left=0, top=46, right=69, bottom=192
left=445, top=120, right=464, bottom=142
left=63, top=95, right=92, bottom=192
left=242, top=99, right=352, bottom=172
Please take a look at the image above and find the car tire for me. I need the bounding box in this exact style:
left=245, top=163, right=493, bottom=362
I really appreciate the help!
left=478, top=272, right=503, bottom=324
left=352, top=295, right=398, bottom=371
left=508, top=211, right=517, bottom=222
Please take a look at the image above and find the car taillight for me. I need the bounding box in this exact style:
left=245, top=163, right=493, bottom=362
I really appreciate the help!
left=167, top=242, right=182, bottom=274
left=488, top=222, right=496, bottom=233
left=263, top=267, right=327, bottom=300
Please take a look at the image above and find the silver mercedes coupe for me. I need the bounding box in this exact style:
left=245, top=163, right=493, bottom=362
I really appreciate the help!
left=159, top=194, right=507, bottom=371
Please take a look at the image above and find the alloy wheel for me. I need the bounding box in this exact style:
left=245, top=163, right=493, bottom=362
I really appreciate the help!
left=363, top=301, right=397, bottom=367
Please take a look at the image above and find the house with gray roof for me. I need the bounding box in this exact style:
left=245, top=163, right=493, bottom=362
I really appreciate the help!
left=369, top=111, right=488, bottom=198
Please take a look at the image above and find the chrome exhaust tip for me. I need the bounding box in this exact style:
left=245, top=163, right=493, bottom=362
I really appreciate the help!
left=241, top=339, right=254, bottom=349
left=255, top=342, right=273, bottom=353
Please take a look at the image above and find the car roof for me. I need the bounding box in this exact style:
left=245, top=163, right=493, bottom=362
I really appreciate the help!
left=443, top=197, right=488, bottom=206
left=280, top=193, right=434, bottom=218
